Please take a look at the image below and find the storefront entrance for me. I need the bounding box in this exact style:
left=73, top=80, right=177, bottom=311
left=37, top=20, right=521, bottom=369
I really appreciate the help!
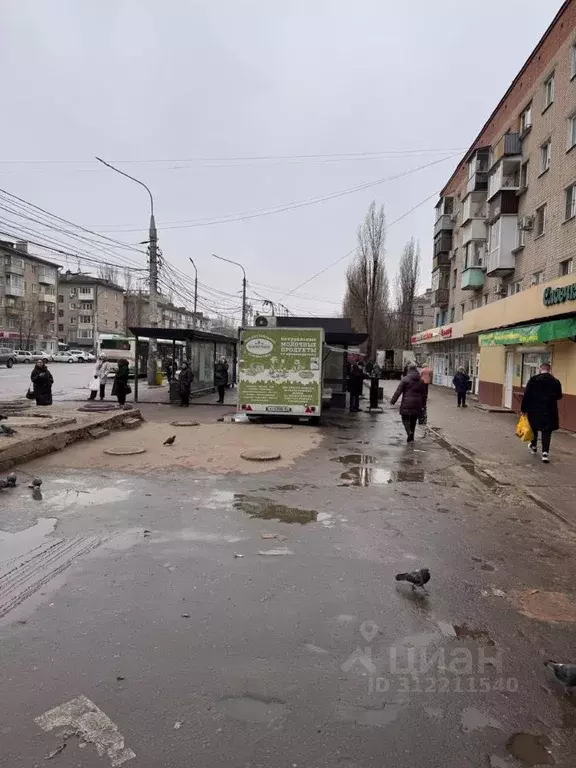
left=504, top=351, right=514, bottom=409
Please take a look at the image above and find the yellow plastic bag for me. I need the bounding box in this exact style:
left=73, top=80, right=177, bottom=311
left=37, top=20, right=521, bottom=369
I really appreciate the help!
left=516, top=414, right=534, bottom=443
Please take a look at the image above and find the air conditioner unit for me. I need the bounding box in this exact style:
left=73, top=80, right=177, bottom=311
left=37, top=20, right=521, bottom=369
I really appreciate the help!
left=254, top=315, right=277, bottom=328
left=493, top=284, right=507, bottom=296
left=520, top=215, right=534, bottom=231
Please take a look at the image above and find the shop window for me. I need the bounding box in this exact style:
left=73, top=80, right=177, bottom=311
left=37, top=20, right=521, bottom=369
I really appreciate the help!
left=521, top=352, right=551, bottom=387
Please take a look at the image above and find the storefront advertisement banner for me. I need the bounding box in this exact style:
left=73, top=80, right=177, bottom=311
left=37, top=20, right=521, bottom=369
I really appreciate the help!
left=479, top=317, right=576, bottom=346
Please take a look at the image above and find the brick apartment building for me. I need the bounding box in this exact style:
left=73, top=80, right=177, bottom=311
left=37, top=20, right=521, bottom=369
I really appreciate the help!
left=57, top=273, right=125, bottom=350
left=124, top=292, right=208, bottom=331
left=413, top=0, right=576, bottom=429
left=0, top=240, right=59, bottom=353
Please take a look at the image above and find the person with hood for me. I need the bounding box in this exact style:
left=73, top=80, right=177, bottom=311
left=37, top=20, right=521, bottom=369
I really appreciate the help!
left=347, top=361, right=365, bottom=413
left=111, top=358, right=130, bottom=407
left=31, top=358, right=54, bottom=406
left=214, top=358, right=229, bottom=404
left=521, top=362, right=562, bottom=463
left=453, top=367, right=470, bottom=408
left=178, top=360, right=194, bottom=407
left=420, top=362, right=433, bottom=388
left=390, top=363, right=427, bottom=442
left=88, top=354, right=112, bottom=401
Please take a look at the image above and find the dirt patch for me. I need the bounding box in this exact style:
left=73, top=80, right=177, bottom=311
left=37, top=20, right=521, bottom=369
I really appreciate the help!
left=24, top=422, right=322, bottom=474
left=511, top=590, right=576, bottom=623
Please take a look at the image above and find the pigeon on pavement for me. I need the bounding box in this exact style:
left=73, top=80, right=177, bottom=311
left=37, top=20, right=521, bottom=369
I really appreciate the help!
left=163, top=435, right=176, bottom=446
left=544, top=660, right=576, bottom=693
left=6, top=473, right=17, bottom=487
left=395, top=567, right=431, bottom=591
left=0, top=424, right=17, bottom=436
left=28, top=478, right=42, bottom=489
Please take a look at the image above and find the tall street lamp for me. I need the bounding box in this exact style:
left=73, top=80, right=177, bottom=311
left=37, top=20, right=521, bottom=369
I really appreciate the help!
left=212, top=253, right=247, bottom=328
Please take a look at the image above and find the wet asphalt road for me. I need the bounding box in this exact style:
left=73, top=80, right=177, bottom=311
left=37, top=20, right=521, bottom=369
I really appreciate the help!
left=1, top=409, right=576, bottom=767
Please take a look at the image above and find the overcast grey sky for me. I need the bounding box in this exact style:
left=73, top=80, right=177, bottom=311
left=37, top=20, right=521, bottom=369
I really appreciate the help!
left=0, top=0, right=562, bottom=320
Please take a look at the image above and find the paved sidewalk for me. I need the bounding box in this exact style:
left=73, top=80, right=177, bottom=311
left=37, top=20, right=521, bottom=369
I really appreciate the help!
left=381, top=379, right=576, bottom=528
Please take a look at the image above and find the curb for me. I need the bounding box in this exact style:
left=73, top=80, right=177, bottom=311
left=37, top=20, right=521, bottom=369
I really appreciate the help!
left=0, top=408, right=143, bottom=472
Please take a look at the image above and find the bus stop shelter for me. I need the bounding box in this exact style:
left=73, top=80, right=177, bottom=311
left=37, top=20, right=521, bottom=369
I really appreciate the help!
left=128, top=326, right=238, bottom=403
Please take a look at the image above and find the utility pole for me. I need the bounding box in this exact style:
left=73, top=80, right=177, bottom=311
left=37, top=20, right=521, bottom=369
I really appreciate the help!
left=188, top=258, right=198, bottom=326
left=96, top=156, right=158, bottom=384
left=212, top=254, right=247, bottom=328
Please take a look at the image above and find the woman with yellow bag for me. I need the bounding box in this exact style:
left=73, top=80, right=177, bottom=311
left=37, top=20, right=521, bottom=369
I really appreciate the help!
left=520, top=362, right=562, bottom=463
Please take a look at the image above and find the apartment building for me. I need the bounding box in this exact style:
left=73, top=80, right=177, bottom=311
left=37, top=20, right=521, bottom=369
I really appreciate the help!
left=0, top=240, right=59, bottom=353
left=412, top=289, right=434, bottom=336
left=413, top=0, right=576, bottom=429
left=57, top=273, right=125, bottom=349
left=124, top=292, right=208, bottom=331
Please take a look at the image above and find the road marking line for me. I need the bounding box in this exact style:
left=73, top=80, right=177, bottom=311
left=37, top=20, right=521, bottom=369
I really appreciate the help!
left=35, top=695, right=135, bottom=767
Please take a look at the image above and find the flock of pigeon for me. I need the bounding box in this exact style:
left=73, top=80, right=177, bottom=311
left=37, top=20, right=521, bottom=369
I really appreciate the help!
left=394, top=567, right=576, bottom=694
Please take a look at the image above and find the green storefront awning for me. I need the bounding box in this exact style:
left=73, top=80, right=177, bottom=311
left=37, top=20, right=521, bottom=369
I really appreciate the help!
left=479, top=317, right=576, bottom=346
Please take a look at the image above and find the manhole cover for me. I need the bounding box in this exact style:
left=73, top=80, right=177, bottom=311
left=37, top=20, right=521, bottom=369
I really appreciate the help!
left=170, top=421, right=200, bottom=427
left=240, top=449, right=281, bottom=462
left=78, top=404, right=118, bottom=412
left=104, top=447, right=147, bottom=456
left=264, top=424, right=293, bottom=430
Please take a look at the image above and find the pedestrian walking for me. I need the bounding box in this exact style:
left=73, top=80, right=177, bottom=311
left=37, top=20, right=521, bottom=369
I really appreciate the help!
left=347, top=361, right=365, bottom=413
left=419, top=363, right=433, bottom=387
left=390, top=363, right=427, bottom=443
left=88, top=354, right=111, bottom=401
left=453, top=367, right=470, bottom=408
left=30, top=359, right=53, bottom=406
left=178, top=360, right=194, bottom=407
left=214, top=358, right=229, bottom=404
left=521, top=362, right=562, bottom=463
left=111, top=358, right=131, bottom=407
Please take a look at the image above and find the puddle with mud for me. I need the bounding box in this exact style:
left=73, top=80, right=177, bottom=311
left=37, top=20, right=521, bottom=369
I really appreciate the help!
left=452, top=623, right=495, bottom=646
left=234, top=495, right=317, bottom=524
left=506, top=733, right=554, bottom=765
left=340, top=467, right=427, bottom=486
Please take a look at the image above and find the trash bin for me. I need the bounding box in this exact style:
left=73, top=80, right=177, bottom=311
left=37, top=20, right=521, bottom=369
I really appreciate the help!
left=169, top=381, right=180, bottom=403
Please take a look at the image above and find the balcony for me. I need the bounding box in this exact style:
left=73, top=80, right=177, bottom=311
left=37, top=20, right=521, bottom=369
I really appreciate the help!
left=431, top=288, right=449, bottom=308
left=5, top=281, right=24, bottom=298
left=434, top=231, right=452, bottom=256
left=77, top=289, right=94, bottom=300
left=487, top=190, right=519, bottom=222
left=461, top=267, right=485, bottom=290
left=461, top=218, right=486, bottom=244
left=462, top=193, right=487, bottom=224
left=4, top=258, right=24, bottom=276
left=434, top=214, right=454, bottom=237
left=486, top=216, right=517, bottom=276
left=491, top=133, right=522, bottom=166
left=432, top=253, right=450, bottom=272
left=38, top=292, right=57, bottom=303
left=5, top=299, right=22, bottom=315
left=487, top=157, right=521, bottom=200
left=38, top=270, right=57, bottom=286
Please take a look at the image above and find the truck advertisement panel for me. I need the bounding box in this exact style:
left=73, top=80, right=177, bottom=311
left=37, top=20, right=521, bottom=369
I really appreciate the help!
left=238, top=328, right=323, bottom=415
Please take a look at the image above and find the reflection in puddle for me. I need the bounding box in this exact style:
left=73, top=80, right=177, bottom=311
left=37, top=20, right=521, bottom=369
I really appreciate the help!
left=332, top=454, right=377, bottom=465
left=234, top=495, right=317, bottom=524
left=506, top=733, right=554, bottom=765
left=340, top=467, right=427, bottom=486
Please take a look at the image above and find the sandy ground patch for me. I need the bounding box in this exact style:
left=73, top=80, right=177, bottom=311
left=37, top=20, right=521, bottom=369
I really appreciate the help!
left=24, top=421, right=323, bottom=474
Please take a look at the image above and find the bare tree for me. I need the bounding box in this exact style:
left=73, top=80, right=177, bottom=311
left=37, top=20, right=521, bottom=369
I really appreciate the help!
left=98, top=264, right=120, bottom=285
left=342, top=201, right=389, bottom=359
left=17, top=297, right=41, bottom=350
left=394, top=237, right=421, bottom=349
left=123, top=267, right=133, bottom=293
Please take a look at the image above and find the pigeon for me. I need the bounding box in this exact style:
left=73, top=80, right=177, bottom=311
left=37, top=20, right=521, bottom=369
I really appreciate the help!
left=544, top=660, right=576, bottom=693
left=0, top=414, right=7, bottom=420
left=28, top=478, right=42, bottom=489
left=395, top=567, right=431, bottom=591
left=163, top=435, right=176, bottom=446
left=6, top=473, right=17, bottom=487
left=0, top=424, right=17, bottom=436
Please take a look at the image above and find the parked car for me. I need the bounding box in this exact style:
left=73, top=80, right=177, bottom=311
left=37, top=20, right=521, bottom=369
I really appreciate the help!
left=68, top=349, right=96, bottom=363
left=53, top=351, right=77, bottom=363
left=0, top=346, right=16, bottom=368
left=32, top=351, right=54, bottom=363
left=14, top=350, right=34, bottom=363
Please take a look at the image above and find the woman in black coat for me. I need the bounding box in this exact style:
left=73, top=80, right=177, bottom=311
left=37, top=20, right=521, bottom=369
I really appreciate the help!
left=31, top=359, right=54, bottom=406
left=178, top=361, right=194, bottom=407
left=521, top=362, right=562, bottom=462
left=112, top=358, right=130, bottom=407
left=390, top=364, right=427, bottom=442
left=347, top=363, right=365, bottom=413
left=453, top=367, right=470, bottom=408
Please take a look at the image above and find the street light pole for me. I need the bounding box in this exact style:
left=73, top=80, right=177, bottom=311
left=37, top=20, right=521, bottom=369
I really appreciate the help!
left=96, top=156, right=159, bottom=385
left=188, top=258, right=198, bottom=326
left=212, top=254, right=247, bottom=328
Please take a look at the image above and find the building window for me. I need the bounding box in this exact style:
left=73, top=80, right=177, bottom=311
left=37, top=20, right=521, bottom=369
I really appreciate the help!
left=8, top=318, right=16, bottom=329
left=70, top=316, right=77, bottom=325
left=539, top=140, right=551, bottom=174
left=519, top=103, right=532, bottom=133
left=572, top=42, right=576, bottom=79
left=535, top=204, right=546, bottom=237
left=78, top=329, right=93, bottom=339
left=79, top=287, right=92, bottom=295
left=449, top=307, right=455, bottom=323
left=69, top=302, right=77, bottom=310
left=531, top=271, right=544, bottom=285
left=508, top=281, right=522, bottom=296
left=32, top=284, right=37, bottom=293
left=58, top=309, right=64, bottom=318
left=522, top=352, right=550, bottom=387
left=565, top=182, right=576, bottom=221
left=519, top=160, right=529, bottom=191
left=115, top=320, right=119, bottom=329
left=560, top=258, right=574, bottom=276
left=516, top=222, right=526, bottom=249
left=482, top=293, right=489, bottom=306
left=460, top=303, right=465, bottom=319
left=79, top=315, right=91, bottom=324
left=569, top=116, right=576, bottom=151
left=58, top=324, right=64, bottom=332
left=543, top=73, right=555, bottom=110
left=452, top=268, right=457, bottom=288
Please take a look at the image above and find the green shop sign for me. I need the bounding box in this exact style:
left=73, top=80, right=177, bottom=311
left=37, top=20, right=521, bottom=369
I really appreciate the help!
left=479, top=317, right=576, bottom=346
left=543, top=282, right=576, bottom=306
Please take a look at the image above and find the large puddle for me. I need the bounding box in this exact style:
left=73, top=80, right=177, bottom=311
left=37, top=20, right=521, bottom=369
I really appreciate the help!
left=233, top=495, right=318, bottom=524
left=340, top=467, right=428, bottom=486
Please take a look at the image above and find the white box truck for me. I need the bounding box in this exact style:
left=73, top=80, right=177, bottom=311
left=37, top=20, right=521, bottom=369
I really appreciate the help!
left=237, top=327, right=324, bottom=423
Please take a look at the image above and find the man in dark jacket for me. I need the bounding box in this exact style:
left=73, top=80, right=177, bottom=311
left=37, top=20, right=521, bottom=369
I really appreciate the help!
left=453, top=367, right=470, bottom=408
left=178, top=361, right=194, bottom=407
left=390, top=364, right=427, bottom=442
left=214, top=358, right=229, bottom=404
left=521, top=362, right=562, bottom=463
left=347, top=362, right=365, bottom=413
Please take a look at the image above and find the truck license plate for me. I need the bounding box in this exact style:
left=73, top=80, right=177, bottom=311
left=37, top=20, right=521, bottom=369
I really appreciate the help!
left=266, top=406, right=292, bottom=412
